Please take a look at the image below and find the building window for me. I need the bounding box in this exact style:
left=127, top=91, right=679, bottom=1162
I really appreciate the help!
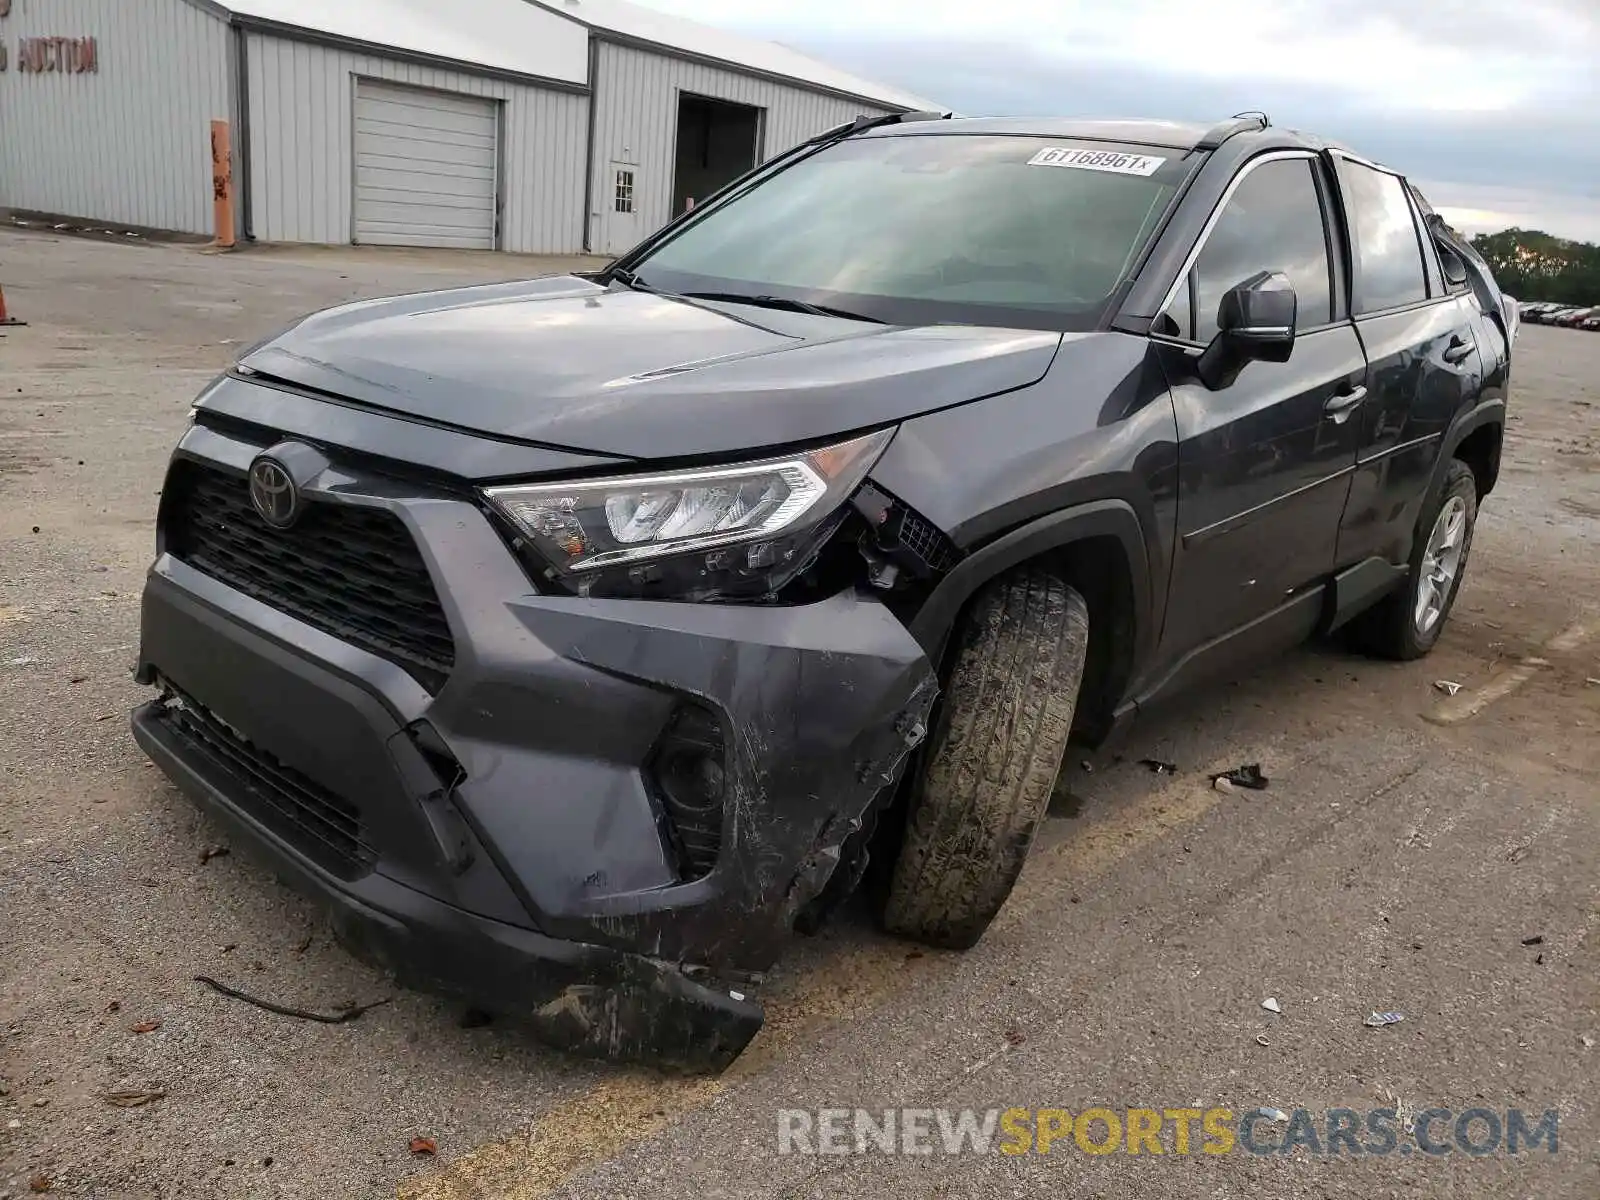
left=614, top=170, right=635, bottom=214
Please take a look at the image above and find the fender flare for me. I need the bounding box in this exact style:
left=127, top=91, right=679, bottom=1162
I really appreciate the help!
left=1431, top=397, right=1506, bottom=499
left=908, top=498, right=1154, bottom=665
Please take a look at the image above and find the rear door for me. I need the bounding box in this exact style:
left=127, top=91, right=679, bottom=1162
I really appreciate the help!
left=1151, top=151, right=1366, bottom=658
left=1331, top=156, right=1483, bottom=568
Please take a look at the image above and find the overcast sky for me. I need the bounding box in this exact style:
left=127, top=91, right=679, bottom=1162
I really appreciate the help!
left=644, top=0, right=1600, bottom=242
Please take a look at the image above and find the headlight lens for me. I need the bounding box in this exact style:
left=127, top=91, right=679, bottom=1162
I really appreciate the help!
left=485, top=429, right=892, bottom=596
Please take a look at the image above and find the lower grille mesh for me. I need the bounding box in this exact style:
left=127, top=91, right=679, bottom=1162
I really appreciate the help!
left=155, top=692, right=376, bottom=880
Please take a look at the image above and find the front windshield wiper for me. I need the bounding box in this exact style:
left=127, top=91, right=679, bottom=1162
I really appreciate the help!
left=679, top=291, right=887, bottom=324
left=608, top=267, right=668, bottom=295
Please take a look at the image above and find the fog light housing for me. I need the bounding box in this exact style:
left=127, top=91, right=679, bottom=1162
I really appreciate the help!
left=647, top=703, right=726, bottom=881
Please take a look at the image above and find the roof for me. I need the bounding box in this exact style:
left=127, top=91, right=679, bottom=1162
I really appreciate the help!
left=870, top=116, right=1221, bottom=151
left=528, top=0, right=940, bottom=110
left=209, top=0, right=590, bottom=84
left=187, top=0, right=938, bottom=110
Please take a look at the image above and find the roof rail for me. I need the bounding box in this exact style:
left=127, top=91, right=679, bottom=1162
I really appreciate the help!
left=1196, top=111, right=1269, bottom=150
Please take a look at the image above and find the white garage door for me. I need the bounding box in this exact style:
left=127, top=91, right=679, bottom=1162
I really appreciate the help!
left=354, top=80, right=498, bottom=249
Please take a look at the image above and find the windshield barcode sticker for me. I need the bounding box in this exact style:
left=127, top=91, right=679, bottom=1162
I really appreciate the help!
left=1027, top=147, right=1167, bottom=176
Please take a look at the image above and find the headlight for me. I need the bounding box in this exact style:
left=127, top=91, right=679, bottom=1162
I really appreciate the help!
left=485, top=428, right=893, bottom=599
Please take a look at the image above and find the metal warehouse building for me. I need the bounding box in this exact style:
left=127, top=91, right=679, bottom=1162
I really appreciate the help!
left=0, top=0, right=934, bottom=255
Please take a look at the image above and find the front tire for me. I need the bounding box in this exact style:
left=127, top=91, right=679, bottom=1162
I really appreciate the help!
left=1352, top=459, right=1478, bottom=661
left=883, top=567, right=1089, bottom=949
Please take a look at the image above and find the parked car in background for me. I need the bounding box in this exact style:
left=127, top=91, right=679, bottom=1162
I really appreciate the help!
left=1580, top=313, right=1600, bottom=331
left=1553, top=306, right=1597, bottom=327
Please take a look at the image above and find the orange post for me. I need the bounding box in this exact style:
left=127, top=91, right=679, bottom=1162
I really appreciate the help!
left=210, top=119, right=236, bottom=250
left=0, top=284, right=24, bottom=327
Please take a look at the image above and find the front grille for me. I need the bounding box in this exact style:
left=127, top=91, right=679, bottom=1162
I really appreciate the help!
left=155, top=692, right=377, bottom=880
left=163, top=459, right=456, bottom=691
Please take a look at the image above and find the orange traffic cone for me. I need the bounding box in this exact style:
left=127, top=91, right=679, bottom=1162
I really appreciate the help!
left=0, top=283, right=25, bottom=326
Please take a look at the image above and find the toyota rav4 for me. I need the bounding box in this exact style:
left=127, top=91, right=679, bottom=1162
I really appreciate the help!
left=132, top=112, right=1510, bottom=1071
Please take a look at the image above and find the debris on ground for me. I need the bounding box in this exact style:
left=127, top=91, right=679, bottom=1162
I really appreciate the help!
left=293, top=934, right=313, bottom=954
left=1364, top=1011, right=1405, bottom=1027
left=1004, top=1027, right=1026, bottom=1047
left=1506, top=843, right=1532, bottom=864
left=1255, top=1034, right=1270, bottom=1047
left=1138, top=758, right=1178, bottom=775
left=1522, top=935, right=1544, bottom=946
left=1433, top=680, right=1463, bottom=696
left=30, top=1174, right=54, bottom=1193
left=106, top=998, right=120, bottom=1013
left=1586, top=678, right=1600, bottom=687
left=1255, top=1108, right=1288, bottom=1122
left=1214, top=763, right=1269, bottom=790
left=198, top=844, right=229, bottom=864
left=1261, top=997, right=1282, bottom=1013
left=104, top=1090, right=166, bottom=1108
left=193, top=975, right=392, bottom=1024
left=128, top=1019, right=161, bottom=1034
left=1582, top=1035, right=1595, bottom=1049
left=408, top=1137, right=438, bottom=1157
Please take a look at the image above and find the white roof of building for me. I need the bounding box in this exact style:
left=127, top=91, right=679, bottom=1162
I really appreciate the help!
left=528, top=0, right=941, bottom=110
left=214, top=0, right=590, bottom=84
left=203, top=0, right=937, bottom=110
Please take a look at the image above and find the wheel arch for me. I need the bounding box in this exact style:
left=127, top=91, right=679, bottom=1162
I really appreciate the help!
left=908, top=499, right=1153, bottom=742
left=1438, top=398, right=1505, bottom=501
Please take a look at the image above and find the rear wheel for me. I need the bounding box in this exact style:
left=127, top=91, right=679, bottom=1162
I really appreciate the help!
left=883, top=567, right=1089, bottom=949
left=1351, top=459, right=1478, bottom=660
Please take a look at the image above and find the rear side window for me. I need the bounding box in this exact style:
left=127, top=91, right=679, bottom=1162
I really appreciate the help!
left=1161, top=157, right=1333, bottom=342
left=1339, top=161, right=1429, bottom=313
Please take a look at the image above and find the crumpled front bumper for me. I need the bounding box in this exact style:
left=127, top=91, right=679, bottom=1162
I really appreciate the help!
left=132, top=423, right=937, bottom=1071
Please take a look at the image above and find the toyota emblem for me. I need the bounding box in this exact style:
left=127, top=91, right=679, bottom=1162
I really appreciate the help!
left=248, top=456, right=299, bottom=528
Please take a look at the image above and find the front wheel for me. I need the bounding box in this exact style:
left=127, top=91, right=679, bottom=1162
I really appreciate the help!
left=883, top=567, right=1089, bottom=949
left=1352, top=459, right=1479, bottom=660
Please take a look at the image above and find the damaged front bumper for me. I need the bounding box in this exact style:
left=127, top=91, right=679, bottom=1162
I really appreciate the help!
left=132, top=425, right=936, bottom=1072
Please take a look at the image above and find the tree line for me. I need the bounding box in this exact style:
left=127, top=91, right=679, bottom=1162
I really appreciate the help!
left=1470, top=229, right=1600, bottom=306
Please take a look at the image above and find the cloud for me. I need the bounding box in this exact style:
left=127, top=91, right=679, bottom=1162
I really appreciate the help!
left=643, top=0, right=1599, bottom=239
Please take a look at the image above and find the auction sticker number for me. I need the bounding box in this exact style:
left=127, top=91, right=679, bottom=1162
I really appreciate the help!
left=1027, top=147, right=1167, bottom=176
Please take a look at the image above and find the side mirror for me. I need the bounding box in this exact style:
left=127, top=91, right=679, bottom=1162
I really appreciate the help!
left=1439, top=247, right=1469, bottom=287
left=1197, top=270, right=1297, bottom=390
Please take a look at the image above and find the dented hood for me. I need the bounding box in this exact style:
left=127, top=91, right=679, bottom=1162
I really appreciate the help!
left=238, top=276, right=1063, bottom=460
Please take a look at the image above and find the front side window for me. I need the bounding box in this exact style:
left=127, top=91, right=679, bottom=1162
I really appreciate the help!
left=630, top=134, right=1194, bottom=330
left=1177, top=157, right=1334, bottom=343
left=1339, top=160, right=1428, bottom=313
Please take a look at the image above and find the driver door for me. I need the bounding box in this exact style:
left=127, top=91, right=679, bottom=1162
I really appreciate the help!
left=1151, top=152, right=1367, bottom=662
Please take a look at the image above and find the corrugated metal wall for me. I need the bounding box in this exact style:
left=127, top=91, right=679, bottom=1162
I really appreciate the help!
left=588, top=40, right=894, bottom=254
left=0, top=0, right=231, bottom=234
left=244, top=33, right=588, bottom=253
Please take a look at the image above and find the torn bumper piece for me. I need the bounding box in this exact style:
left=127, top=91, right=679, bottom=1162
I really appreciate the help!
left=131, top=467, right=936, bottom=1070
left=139, top=702, right=763, bottom=1070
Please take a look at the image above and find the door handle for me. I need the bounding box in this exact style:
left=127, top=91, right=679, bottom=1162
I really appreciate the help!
left=1442, top=336, right=1474, bottom=365
left=1324, top=385, right=1367, bottom=424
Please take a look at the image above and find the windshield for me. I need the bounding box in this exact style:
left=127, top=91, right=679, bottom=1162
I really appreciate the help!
left=628, top=134, right=1194, bottom=330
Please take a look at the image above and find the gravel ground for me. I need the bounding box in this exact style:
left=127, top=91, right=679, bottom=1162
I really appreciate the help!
left=0, top=231, right=1596, bottom=1199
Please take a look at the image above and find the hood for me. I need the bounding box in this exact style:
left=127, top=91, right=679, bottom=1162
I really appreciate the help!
left=237, top=277, right=1063, bottom=462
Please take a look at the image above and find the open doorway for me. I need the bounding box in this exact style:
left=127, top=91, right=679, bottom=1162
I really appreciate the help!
left=671, top=94, right=762, bottom=218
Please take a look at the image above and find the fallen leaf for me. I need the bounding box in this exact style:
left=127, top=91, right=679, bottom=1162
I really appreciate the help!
left=106, top=998, right=121, bottom=1013
left=104, top=1090, right=166, bottom=1108
left=199, top=845, right=230, bottom=864
left=129, top=1019, right=161, bottom=1034
left=409, top=1136, right=438, bottom=1156
left=30, top=1175, right=53, bottom=1193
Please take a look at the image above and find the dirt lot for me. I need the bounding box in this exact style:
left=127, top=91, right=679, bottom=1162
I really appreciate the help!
left=1, top=230, right=1596, bottom=1200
